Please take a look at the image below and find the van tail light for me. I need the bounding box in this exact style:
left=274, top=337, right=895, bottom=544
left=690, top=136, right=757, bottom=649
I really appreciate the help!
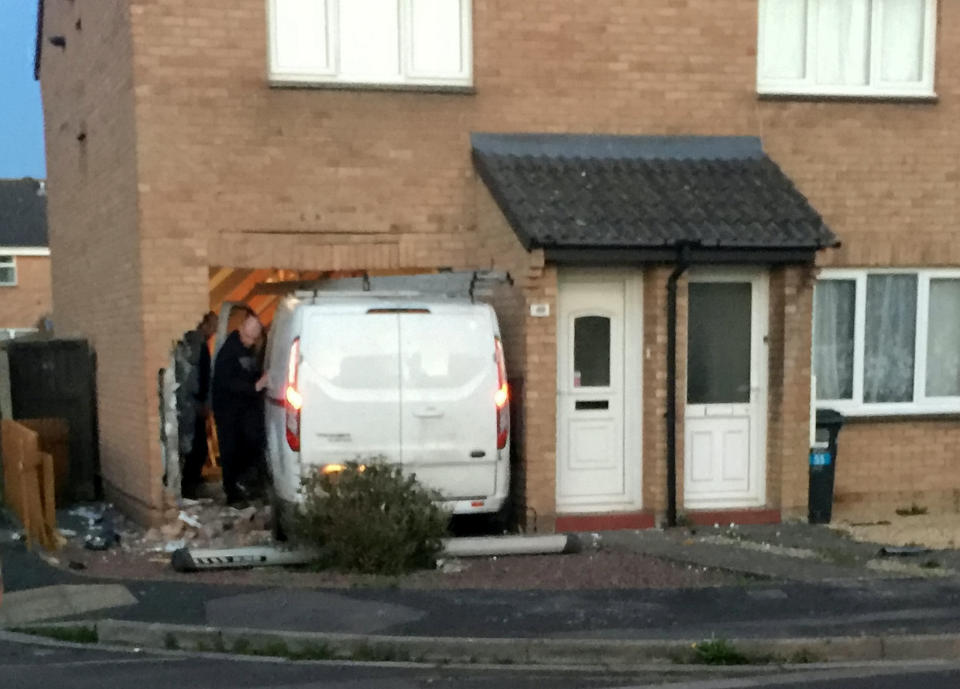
left=285, top=337, right=302, bottom=452
left=495, top=337, right=509, bottom=450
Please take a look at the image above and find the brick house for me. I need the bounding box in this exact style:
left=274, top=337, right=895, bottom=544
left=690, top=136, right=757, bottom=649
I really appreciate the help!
left=36, top=0, right=960, bottom=527
left=0, top=178, right=51, bottom=336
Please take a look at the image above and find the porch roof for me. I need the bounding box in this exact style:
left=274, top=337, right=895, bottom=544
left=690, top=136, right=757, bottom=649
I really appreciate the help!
left=471, top=134, right=838, bottom=263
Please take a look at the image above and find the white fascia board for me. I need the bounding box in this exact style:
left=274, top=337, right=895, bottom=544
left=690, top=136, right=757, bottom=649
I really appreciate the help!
left=0, top=247, right=51, bottom=256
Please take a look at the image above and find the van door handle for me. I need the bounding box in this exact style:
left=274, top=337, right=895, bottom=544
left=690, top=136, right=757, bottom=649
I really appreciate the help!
left=413, top=408, right=443, bottom=418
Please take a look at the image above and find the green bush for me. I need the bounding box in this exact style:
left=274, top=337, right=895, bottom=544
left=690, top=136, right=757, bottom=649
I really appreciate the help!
left=296, top=461, right=449, bottom=575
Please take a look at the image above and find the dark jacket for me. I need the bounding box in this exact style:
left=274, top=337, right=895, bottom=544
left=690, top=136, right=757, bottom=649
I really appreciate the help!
left=196, top=333, right=212, bottom=406
left=212, top=331, right=262, bottom=415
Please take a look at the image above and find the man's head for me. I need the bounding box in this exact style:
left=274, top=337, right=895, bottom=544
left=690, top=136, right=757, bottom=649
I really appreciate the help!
left=238, top=314, right=263, bottom=348
left=199, top=311, right=219, bottom=338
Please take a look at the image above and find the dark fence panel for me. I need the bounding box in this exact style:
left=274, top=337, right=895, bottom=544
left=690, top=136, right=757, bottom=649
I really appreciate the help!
left=7, top=338, right=101, bottom=502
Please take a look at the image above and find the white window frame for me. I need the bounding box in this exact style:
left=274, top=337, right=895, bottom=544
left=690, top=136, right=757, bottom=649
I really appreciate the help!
left=815, top=268, right=960, bottom=416
left=267, top=0, right=473, bottom=89
left=757, top=0, right=938, bottom=99
left=0, top=255, right=16, bottom=287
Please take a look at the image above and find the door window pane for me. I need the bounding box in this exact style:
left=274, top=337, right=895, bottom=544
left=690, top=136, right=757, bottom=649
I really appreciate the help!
left=864, top=274, right=917, bottom=402
left=926, top=278, right=960, bottom=397
left=687, top=283, right=751, bottom=404
left=573, top=316, right=610, bottom=388
left=813, top=280, right=856, bottom=399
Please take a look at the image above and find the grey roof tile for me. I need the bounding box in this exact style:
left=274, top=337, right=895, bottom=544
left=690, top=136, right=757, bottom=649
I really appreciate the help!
left=472, top=134, right=837, bottom=252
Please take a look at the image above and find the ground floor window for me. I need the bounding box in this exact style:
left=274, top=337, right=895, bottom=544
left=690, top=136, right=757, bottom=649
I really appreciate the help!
left=814, top=269, right=960, bottom=415
left=0, top=256, right=16, bottom=286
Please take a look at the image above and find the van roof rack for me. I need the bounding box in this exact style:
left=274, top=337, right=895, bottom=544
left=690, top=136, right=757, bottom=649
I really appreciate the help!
left=258, top=270, right=512, bottom=303
left=293, top=290, right=420, bottom=299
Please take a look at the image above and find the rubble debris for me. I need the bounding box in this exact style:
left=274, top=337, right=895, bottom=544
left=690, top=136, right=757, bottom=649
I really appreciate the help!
left=69, top=505, right=104, bottom=526
left=436, top=558, right=466, bottom=574
left=56, top=498, right=275, bottom=566
left=164, top=539, right=187, bottom=553
left=178, top=511, right=202, bottom=529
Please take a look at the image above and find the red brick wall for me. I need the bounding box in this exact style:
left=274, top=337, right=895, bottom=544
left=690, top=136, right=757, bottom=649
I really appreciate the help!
left=0, top=256, right=51, bottom=329
left=41, top=0, right=960, bottom=519
left=39, top=1, right=153, bottom=521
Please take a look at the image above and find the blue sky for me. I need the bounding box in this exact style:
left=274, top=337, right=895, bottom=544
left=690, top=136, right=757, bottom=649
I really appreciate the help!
left=0, top=0, right=46, bottom=179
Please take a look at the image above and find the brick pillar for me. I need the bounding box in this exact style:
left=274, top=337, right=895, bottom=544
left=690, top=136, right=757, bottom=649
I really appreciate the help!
left=521, top=262, right=558, bottom=532
left=642, top=266, right=687, bottom=521
left=767, top=265, right=815, bottom=518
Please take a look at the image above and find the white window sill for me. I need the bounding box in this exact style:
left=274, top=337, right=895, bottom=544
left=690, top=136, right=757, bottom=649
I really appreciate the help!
left=758, top=86, right=938, bottom=102
left=816, top=402, right=960, bottom=419
left=268, top=75, right=474, bottom=94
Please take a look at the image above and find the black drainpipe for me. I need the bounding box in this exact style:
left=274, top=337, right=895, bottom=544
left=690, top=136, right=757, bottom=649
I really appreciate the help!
left=665, top=244, right=691, bottom=528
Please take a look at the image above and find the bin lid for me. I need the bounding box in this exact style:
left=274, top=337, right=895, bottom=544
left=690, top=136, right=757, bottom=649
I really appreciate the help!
left=815, top=408, right=845, bottom=427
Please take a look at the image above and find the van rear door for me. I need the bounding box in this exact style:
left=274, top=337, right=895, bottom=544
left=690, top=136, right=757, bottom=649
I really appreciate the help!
left=299, top=310, right=401, bottom=467
left=399, top=308, right=498, bottom=499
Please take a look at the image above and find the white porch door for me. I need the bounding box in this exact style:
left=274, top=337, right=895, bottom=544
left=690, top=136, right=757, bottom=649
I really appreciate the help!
left=557, top=273, right=642, bottom=512
left=684, top=270, right=768, bottom=509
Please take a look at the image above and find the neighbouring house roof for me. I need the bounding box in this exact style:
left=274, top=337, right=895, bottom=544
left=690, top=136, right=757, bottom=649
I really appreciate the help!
left=472, top=134, right=838, bottom=262
left=0, top=179, right=48, bottom=248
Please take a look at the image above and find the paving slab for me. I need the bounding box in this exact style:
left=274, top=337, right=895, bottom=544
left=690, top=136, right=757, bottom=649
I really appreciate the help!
left=0, top=584, right=137, bottom=626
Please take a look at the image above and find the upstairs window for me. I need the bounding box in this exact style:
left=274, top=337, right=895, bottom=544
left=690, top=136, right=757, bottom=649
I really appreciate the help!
left=813, top=269, right=960, bottom=415
left=0, top=256, right=15, bottom=286
left=268, top=0, right=472, bottom=88
left=758, top=0, right=937, bottom=98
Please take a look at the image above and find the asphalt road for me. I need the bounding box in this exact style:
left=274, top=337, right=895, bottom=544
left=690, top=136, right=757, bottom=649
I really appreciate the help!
left=4, top=638, right=960, bottom=689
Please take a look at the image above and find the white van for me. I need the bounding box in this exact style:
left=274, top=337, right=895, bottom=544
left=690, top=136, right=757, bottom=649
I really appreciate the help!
left=263, top=290, right=511, bottom=534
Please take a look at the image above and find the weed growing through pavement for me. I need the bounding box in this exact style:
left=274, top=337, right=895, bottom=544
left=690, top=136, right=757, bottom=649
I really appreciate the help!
left=691, top=639, right=750, bottom=665
left=15, top=626, right=98, bottom=644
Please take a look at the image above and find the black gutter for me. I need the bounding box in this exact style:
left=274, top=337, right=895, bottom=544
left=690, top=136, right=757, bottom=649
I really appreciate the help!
left=665, top=244, right=691, bottom=528
left=543, top=246, right=818, bottom=266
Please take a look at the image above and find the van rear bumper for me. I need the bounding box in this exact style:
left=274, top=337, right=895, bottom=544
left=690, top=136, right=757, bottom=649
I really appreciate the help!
left=442, top=495, right=506, bottom=515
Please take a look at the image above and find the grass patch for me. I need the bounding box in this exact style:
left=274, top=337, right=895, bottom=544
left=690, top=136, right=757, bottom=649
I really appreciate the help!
left=691, top=639, right=750, bottom=666
left=895, top=504, right=928, bottom=517
left=786, top=648, right=821, bottom=664
left=164, top=633, right=180, bottom=650
left=16, top=625, right=98, bottom=644
left=350, top=642, right=411, bottom=663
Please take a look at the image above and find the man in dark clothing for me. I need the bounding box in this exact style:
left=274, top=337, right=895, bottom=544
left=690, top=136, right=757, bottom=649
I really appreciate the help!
left=212, top=313, right=269, bottom=505
left=181, top=311, right=219, bottom=499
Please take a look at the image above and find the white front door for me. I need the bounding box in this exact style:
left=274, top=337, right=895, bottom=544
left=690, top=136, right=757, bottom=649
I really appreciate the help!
left=684, top=270, right=768, bottom=509
left=557, top=272, right=642, bottom=512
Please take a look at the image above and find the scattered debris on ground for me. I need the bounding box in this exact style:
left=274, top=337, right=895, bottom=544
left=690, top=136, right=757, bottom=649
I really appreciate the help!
left=18, top=502, right=741, bottom=589
left=52, top=499, right=274, bottom=572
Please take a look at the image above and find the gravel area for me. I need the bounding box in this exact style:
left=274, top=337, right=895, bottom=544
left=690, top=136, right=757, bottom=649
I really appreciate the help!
left=45, top=542, right=739, bottom=590
left=15, top=500, right=742, bottom=590
left=836, top=513, right=960, bottom=550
